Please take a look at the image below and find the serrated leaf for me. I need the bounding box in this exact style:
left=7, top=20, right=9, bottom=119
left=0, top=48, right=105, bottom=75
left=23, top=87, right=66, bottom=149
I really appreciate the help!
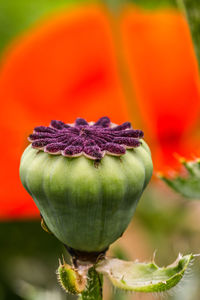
left=159, top=159, right=200, bottom=198
left=95, top=254, right=193, bottom=292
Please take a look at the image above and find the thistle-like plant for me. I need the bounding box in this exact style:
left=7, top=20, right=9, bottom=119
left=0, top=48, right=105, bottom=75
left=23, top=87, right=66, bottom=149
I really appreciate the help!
left=20, top=116, right=194, bottom=299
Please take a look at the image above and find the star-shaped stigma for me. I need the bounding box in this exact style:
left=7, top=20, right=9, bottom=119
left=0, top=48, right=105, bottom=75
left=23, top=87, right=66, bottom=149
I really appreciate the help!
left=28, top=117, right=144, bottom=160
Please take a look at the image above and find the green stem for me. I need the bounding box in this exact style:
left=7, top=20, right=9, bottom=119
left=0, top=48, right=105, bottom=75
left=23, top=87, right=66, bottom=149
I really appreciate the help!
left=177, top=0, right=200, bottom=68
left=79, top=267, right=103, bottom=300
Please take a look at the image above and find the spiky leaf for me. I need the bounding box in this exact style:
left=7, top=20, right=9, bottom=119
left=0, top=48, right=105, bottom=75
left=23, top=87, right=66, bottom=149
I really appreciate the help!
left=95, top=254, right=193, bottom=292
left=159, top=158, right=200, bottom=198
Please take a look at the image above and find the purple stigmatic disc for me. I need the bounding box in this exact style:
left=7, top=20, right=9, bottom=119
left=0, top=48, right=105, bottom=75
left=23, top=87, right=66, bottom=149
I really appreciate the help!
left=28, top=117, right=144, bottom=160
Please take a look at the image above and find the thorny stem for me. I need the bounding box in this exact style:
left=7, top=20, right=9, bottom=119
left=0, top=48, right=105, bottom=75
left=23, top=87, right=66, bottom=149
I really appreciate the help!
left=79, top=267, right=103, bottom=300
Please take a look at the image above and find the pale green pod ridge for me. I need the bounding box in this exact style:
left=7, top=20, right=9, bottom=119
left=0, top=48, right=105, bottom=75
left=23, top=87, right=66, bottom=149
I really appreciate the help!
left=20, top=118, right=153, bottom=253
left=95, top=254, right=193, bottom=292
left=20, top=141, right=152, bottom=253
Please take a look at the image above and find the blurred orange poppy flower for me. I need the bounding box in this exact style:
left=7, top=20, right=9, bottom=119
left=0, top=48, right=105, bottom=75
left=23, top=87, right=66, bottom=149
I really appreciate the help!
left=0, top=3, right=199, bottom=219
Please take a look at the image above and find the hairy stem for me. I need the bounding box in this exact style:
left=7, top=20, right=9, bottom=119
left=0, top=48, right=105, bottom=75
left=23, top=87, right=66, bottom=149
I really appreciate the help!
left=79, top=267, right=103, bottom=300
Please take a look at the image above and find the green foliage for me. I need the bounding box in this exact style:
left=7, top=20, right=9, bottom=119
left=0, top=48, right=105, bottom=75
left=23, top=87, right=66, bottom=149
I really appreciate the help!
left=131, top=0, right=178, bottom=10
left=103, top=0, right=177, bottom=12
left=96, top=254, right=193, bottom=292
left=20, top=141, right=152, bottom=252
left=177, top=0, right=200, bottom=67
left=159, top=158, right=200, bottom=198
left=0, top=221, right=69, bottom=300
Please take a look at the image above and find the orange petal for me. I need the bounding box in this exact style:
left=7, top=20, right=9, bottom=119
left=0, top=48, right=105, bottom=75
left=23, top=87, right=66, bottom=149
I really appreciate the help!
left=121, top=6, right=200, bottom=168
left=0, top=5, right=129, bottom=219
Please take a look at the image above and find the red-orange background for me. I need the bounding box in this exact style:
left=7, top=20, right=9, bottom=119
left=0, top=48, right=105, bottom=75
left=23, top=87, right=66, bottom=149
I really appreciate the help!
left=0, top=2, right=199, bottom=219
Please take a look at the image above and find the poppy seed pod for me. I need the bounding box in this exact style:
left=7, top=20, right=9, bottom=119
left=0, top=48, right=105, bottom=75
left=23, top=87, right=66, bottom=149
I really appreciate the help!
left=20, top=117, right=153, bottom=255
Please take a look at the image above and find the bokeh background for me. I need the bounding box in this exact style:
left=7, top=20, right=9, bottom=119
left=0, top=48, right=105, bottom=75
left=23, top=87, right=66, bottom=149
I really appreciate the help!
left=0, top=0, right=200, bottom=299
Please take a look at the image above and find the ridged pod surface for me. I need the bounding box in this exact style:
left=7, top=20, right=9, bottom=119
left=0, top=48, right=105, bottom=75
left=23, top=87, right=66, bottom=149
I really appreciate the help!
left=20, top=118, right=153, bottom=253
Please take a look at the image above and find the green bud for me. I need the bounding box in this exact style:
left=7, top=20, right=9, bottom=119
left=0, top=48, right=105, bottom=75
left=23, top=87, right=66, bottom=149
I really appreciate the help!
left=57, top=259, right=87, bottom=294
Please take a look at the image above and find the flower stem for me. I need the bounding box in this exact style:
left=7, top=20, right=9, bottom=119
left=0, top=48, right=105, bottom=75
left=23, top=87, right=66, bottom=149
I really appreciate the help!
left=176, top=0, right=200, bottom=68
left=79, top=267, right=103, bottom=300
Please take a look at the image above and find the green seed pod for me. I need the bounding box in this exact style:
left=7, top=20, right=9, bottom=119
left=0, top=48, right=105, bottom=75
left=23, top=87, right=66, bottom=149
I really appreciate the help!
left=20, top=117, right=153, bottom=255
